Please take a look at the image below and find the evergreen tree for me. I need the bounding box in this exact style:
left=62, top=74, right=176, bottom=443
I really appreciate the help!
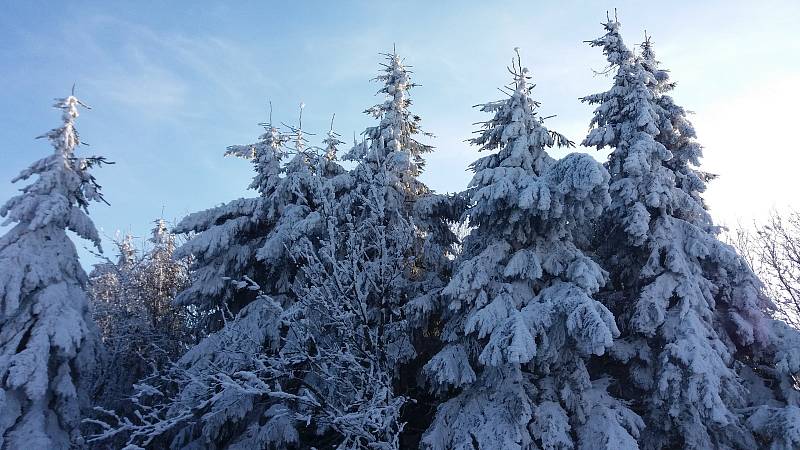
left=172, top=115, right=289, bottom=329
left=346, top=50, right=460, bottom=356
left=346, top=50, right=461, bottom=283
left=0, top=93, right=107, bottom=449
left=641, top=35, right=800, bottom=450
left=422, top=52, right=641, bottom=450
left=638, top=35, right=715, bottom=215
left=241, top=52, right=462, bottom=444
left=340, top=50, right=425, bottom=369
left=316, top=115, right=350, bottom=185
left=253, top=112, right=333, bottom=304
left=197, top=52, right=461, bottom=448
left=582, top=19, right=798, bottom=449
left=174, top=108, right=344, bottom=334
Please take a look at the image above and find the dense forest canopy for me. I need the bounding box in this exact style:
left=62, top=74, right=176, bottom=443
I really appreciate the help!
left=1, top=16, right=798, bottom=450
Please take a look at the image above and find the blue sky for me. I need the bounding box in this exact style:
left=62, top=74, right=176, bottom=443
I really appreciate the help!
left=2, top=0, right=799, bottom=266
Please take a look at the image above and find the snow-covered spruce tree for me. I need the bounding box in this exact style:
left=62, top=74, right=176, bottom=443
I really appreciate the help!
left=316, top=115, right=349, bottom=181
left=171, top=115, right=290, bottom=331
left=162, top=123, right=357, bottom=450
left=582, top=19, right=799, bottom=449
left=252, top=112, right=341, bottom=303
left=641, top=36, right=800, bottom=450
left=638, top=35, right=717, bottom=216
left=158, top=124, right=353, bottom=450
left=174, top=108, right=350, bottom=336
left=421, top=53, right=642, bottom=450
left=0, top=94, right=107, bottom=449
left=155, top=54, right=461, bottom=447
left=340, top=52, right=420, bottom=366
left=345, top=50, right=461, bottom=281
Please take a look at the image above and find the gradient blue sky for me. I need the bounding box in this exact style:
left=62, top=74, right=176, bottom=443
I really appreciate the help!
left=2, top=1, right=799, bottom=266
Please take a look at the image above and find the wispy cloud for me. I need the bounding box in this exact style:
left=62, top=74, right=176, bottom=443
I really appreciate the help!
left=9, top=14, right=281, bottom=121
left=85, top=58, right=189, bottom=117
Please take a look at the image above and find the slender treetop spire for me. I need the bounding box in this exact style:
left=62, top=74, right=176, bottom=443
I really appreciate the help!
left=470, top=49, right=573, bottom=180
left=322, top=114, right=341, bottom=161
left=362, top=50, right=432, bottom=181
left=1, top=94, right=109, bottom=249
